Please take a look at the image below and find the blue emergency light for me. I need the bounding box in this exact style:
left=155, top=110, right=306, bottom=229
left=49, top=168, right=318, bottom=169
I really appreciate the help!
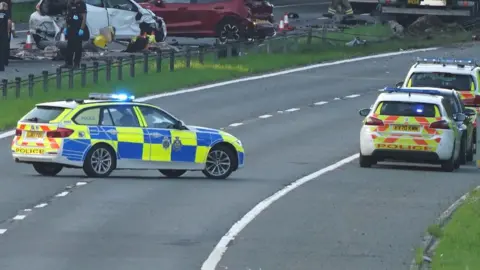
left=383, top=87, right=442, bottom=95
left=415, top=57, right=478, bottom=66
left=88, top=92, right=135, bottom=101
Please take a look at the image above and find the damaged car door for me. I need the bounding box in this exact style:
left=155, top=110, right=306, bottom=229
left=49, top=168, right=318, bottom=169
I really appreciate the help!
left=85, top=0, right=109, bottom=37
left=105, top=0, right=140, bottom=38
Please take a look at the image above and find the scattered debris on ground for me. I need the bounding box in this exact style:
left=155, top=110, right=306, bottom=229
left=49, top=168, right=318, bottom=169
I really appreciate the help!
left=406, top=15, right=465, bottom=36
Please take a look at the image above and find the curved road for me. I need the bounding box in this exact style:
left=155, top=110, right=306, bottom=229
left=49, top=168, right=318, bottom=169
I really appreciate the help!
left=0, top=42, right=479, bottom=269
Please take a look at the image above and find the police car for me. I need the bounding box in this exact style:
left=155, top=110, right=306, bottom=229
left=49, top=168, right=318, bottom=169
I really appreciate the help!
left=359, top=88, right=464, bottom=172
left=399, top=57, right=480, bottom=108
left=11, top=93, right=245, bottom=179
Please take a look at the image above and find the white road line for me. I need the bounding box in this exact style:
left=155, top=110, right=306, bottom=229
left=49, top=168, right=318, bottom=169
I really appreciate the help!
left=76, top=182, right=87, bottom=186
left=277, top=110, right=284, bottom=114
left=12, top=215, right=25, bottom=220
left=0, top=229, right=6, bottom=235
left=258, top=114, right=272, bottom=119
left=201, top=153, right=359, bottom=270
left=34, top=203, right=48, bottom=208
left=333, top=97, right=341, bottom=100
left=345, top=94, right=361, bottom=98
left=285, top=108, right=300, bottom=112
left=0, top=47, right=438, bottom=140
left=314, top=101, right=328, bottom=106
left=55, top=191, right=69, bottom=197
left=24, top=209, right=31, bottom=212
left=229, top=123, right=243, bottom=127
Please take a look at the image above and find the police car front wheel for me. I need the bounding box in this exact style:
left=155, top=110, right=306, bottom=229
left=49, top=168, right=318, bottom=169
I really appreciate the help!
left=203, top=145, right=236, bottom=179
left=83, top=144, right=116, bottom=177
left=33, top=163, right=63, bottom=176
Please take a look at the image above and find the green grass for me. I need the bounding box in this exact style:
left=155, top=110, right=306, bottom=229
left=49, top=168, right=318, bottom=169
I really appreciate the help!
left=0, top=24, right=472, bottom=129
left=12, top=2, right=36, bottom=23
left=415, top=247, right=425, bottom=266
left=431, top=188, right=480, bottom=270
left=427, top=224, right=443, bottom=238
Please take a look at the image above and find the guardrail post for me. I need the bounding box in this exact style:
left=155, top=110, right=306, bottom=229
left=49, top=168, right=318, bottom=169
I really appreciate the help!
left=476, top=115, right=480, bottom=168
left=93, top=62, right=99, bottom=84
left=42, top=71, right=48, bottom=92
left=307, top=27, right=313, bottom=45
left=56, top=68, right=61, bottom=90
left=283, top=36, right=288, bottom=53
left=169, top=49, right=175, bottom=71
left=186, top=47, right=191, bottom=68
left=28, top=74, right=34, bottom=96
left=227, top=45, right=232, bottom=58
left=81, top=64, right=87, bottom=87
left=130, top=55, right=135, bottom=78
left=118, top=58, right=123, bottom=80
left=199, top=46, right=204, bottom=65
left=15, top=77, right=20, bottom=98
left=106, top=59, right=112, bottom=82
left=156, top=53, right=162, bottom=73
left=143, top=52, right=149, bottom=74
left=68, top=68, right=74, bottom=89
left=322, top=25, right=327, bottom=43
left=2, top=79, right=7, bottom=99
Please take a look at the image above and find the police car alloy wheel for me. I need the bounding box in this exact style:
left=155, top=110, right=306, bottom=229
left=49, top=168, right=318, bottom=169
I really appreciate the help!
left=202, top=145, right=235, bottom=179
left=33, top=163, right=63, bottom=176
left=159, top=169, right=186, bottom=178
left=441, top=145, right=456, bottom=172
left=83, top=144, right=116, bottom=177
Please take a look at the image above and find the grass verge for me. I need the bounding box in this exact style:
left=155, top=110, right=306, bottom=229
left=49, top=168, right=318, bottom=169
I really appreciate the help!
left=12, top=2, right=36, bottom=23
left=0, top=25, right=472, bottom=129
left=431, top=188, right=480, bottom=270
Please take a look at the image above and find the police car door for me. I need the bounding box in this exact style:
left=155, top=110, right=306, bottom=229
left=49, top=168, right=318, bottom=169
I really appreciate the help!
left=136, top=105, right=199, bottom=170
left=105, top=0, right=140, bottom=38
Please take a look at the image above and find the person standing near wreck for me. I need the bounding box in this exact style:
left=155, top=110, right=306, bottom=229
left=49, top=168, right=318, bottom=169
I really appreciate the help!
left=61, top=0, right=87, bottom=69
left=0, top=2, right=9, bottom=71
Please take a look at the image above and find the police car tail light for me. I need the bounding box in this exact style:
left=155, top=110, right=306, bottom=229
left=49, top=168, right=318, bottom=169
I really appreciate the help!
left=46, top=128, right=74, bottom=138
left=15, top=129, right=22, bottom=136
left=365, top=117, right=384, bottom=126
left=429, top=120, right=450, bottom=129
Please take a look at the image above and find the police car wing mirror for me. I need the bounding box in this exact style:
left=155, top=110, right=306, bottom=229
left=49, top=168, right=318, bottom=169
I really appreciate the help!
left=359, top=108, right=370, bottom=117
left=464, top=108, right=476, bottom=116
left=454, top=113, right=466, bottom=121
left=395, top=81, right=404, bottom=87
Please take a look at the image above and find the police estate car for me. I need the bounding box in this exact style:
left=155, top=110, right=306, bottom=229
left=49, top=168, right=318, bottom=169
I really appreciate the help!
left=11, top=93, right=245, bottom=179
left=359, top=88, right=464, bottom=172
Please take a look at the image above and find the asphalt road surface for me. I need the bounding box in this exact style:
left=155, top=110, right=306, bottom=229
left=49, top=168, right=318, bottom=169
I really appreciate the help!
left=1, top=1, right=330, bottom=80
left=0, top=42, right=479, bottom=270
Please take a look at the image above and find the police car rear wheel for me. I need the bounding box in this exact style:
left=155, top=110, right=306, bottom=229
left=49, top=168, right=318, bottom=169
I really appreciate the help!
left=159, top=169, right=186, bottom=178
left=33, top=163, right=63, bottom=176
left=459, top=136, right=467, bottom=165
left=441, top=146, right=456, bottom=172
left=359, top=153, right=375, bottom=168
left=203, top=146, right=235, bottom=179
left=83, top=145, right=116, bottom=177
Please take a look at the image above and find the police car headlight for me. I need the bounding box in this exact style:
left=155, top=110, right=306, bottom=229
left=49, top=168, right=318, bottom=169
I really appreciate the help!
left=236, top=140, right=242, bottom=146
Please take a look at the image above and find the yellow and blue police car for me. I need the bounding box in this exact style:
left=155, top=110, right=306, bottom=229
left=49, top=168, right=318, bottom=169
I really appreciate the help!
left=11, top=93, right=245, bottom=179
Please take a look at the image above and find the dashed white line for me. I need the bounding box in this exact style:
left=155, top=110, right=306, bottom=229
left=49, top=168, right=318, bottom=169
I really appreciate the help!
left=345, top=94, right=361, bottom=98
left=314, top=101, right=328, bottom=106
left=34, top=203, right=48, bottom=208
left=277, top=110, right=284, bottom=114
left=285, top=108, right=300, bottom=112
left=258, top=114, right=272, bottom=119
left=229, top=123, right=243, bottom=127
left=201, top=153, right=360, bottom=270
left=55, top=191, right=69, bottom=197
left=24, top=209, right=31, bottom=212
left=12, top=215, right=25, bottom=220
left=76, top=182, right=87, bottom=186
left=333, top=97, right=341, bottom=100
left=0, top=229, right=6, bottom=235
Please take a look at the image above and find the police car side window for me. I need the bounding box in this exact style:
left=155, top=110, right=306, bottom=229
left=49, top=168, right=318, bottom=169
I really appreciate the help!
left=107, top=106, right=140, bottom=127
left=138, top=106, right=177, bottom=129
left=85, top=0, right=104, bottom=7
left=442, top=100, right=454, bottom=118
left=73, top=108, right=101, bottom=125
left=100, top=108, right=114, bottom=126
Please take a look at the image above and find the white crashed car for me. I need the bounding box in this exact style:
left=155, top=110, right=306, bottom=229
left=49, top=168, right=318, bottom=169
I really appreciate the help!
left=29, top=0, right=167, bottom=47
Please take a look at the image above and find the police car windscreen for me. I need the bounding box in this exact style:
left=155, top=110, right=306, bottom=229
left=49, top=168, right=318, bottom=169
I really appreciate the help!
left=379, top=101, right=437, bottom=117
left=21, top=106, right=66, bottom=123
left=409, top=72, right=473, bottom=91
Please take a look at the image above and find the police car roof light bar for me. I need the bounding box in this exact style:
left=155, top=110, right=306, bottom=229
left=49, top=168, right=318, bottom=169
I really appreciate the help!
left=415, top=57, right=478, bottom=67
left=384, top=87, right=442, bottom=96
left=88, top=93, right=135, bottom=101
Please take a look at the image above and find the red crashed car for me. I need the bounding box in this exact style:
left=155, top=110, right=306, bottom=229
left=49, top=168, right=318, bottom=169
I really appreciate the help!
left=138, top=0, right=276, bottom=43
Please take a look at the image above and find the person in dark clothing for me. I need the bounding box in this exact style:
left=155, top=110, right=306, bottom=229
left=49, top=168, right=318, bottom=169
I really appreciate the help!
left=0, top=2, right=9, bottom=71
left=61, top=0, right=86, bottom=69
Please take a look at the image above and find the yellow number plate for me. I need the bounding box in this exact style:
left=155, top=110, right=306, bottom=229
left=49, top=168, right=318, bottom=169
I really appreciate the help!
left=392, top=125, right=419, bottom=132
left=25, top=131, right=43, bottom=138
left=14, top=147, right=45, bottom=155
left=407, top=0, right=420, bottom=4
